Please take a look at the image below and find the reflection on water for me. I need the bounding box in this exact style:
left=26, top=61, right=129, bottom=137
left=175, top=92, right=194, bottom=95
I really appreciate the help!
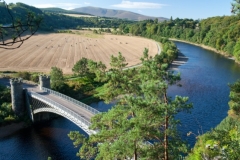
left=90, top=101, right=114, bottom=112
left=1, top=41, right=240, bottom=159
left=0, top=118, right=83, bottom=160
left=169, top=42, right=240, bottom=146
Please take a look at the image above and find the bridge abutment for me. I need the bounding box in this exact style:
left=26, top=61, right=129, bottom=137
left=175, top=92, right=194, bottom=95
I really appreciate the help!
left=10, top=78, right=25, bottom=116
left=39, top=75, right=50, bottom=90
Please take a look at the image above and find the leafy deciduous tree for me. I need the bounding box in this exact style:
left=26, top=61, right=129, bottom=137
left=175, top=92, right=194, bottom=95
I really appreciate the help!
left=229, top=79, right=240, bottom=114
left=0, top=85, right=14, bottom=124
left=50, top=67, right=65, bottom=91
left=188, top=80, right=240, bottom=160
left=187, top=117, right=240, bottom=160
left=233, top=40, right=240, bottom=61
left=72, top=57, right=90, bottom=76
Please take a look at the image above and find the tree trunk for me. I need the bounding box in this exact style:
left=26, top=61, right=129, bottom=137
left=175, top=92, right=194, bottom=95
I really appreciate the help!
left=164, top=116, right=169, bottom=160
left=164, top=90, right=169, bottom=160
left=134, top=141, right=137, bottom=160
left=134, top=150, right=137, bottom=160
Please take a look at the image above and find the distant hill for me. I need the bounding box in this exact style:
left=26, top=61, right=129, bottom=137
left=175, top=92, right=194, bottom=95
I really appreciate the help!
left=41, top=7, right=70, bottom=12
left=41, top=7, right=92, bottom=15
left=72, top=6, right=168, bottom=21
left=0, top=3, right=134, bottom=31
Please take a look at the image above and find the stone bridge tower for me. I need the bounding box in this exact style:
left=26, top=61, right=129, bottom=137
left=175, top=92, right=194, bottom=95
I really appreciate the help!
left=10, top=78, right=25, bottom=116
left=39, top=75, right=50, bottom=90
left=35, top=75, right=58, bottom=121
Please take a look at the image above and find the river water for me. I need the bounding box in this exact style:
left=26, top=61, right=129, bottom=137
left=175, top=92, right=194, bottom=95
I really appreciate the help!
left=1, top=41, right=240, bottom=159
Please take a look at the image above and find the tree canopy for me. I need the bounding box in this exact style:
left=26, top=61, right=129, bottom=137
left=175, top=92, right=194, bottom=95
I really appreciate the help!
left=50, top=67, right=65, bottom=91
left=0, top=84, right=14, bottom=125
left=229, top=80, right=240, bottom=114
left=69, top=47, right=192, bottom=160
left=231, top=0, right=240, bottom=14
left=118, top=11, right=240, bottom=61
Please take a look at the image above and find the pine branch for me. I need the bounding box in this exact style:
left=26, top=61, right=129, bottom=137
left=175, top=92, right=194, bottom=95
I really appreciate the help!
left=0, top=0, right=42, bottom=49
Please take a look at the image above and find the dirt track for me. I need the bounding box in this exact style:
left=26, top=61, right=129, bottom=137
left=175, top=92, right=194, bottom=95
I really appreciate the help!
left=0, top=32, right=158, bottom=74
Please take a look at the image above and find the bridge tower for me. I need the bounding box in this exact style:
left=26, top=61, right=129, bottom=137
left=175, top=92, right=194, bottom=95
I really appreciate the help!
left=36, top=75, right=58, bottom=122
left=39, top=75, right=50, bottom=90
left=10, top=78, right=25, bottom=116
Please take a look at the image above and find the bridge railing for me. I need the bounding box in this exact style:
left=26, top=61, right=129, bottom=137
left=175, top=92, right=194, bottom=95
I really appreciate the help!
left=29, top=91, right=92, bottom=128
left=41, top=87, right=100, bottom=115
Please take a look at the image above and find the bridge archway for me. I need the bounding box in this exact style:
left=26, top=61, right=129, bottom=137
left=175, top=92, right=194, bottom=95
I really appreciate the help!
left=29, top=92, right=96, bottom=135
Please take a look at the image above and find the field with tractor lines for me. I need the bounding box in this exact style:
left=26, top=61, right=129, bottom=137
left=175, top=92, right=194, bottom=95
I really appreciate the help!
left=0, top=31, right=158, bottom=74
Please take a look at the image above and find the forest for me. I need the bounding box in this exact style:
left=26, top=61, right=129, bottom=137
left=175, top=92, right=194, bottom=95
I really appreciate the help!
left=119, top=15, right=240, bottom=62
left=0, top=2, right=133, bottom=31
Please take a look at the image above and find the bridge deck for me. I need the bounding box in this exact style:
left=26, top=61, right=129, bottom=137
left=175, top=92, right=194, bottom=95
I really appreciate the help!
left=25, top=84, right=95, bottom=122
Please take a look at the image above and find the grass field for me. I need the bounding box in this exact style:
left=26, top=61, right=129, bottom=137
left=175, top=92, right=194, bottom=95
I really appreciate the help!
left=0, top=31, right=158, bottom=74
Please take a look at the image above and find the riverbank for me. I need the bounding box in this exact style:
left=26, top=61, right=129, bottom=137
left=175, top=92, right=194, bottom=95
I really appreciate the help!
left=0, top=122, right=26, bottom=138
left=170, top=38, right=236, bottom=61
left=169, top=51, right=188, bottom=70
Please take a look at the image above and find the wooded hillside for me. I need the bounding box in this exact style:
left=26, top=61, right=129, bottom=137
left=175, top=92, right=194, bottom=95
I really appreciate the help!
left=121, top=16, right=240, bottom=61
left=0, top=2, right=133, bottom=31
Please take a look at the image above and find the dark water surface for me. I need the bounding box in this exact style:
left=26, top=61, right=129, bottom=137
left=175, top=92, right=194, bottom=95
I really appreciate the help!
left=170, top=41, right=240, bottom=146
left=1, top=41, right=240, bottom=159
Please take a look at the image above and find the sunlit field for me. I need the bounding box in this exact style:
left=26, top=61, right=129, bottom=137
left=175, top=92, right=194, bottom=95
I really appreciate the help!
left=0, top=31, right=158, bottom=74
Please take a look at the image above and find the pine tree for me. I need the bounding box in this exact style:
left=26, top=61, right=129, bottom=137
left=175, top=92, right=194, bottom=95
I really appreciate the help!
left=0, top=0, right=42, bottom=49
left=231, top=0, right=240, bottom=14
left=69, top=48, right=192, bottom=160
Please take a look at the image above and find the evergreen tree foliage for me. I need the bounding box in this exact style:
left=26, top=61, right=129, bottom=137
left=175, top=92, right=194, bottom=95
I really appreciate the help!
left=231, top=0, right=240, bottom=14
left=0, top=1, right=42, bottom=49
left=69, top=48, right=192, bottom=160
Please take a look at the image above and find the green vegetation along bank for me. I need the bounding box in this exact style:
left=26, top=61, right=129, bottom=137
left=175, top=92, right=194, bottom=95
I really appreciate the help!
left=118, top=15, right=240, bottom=62
left=187, top=80, right=240, bottom=159
left=0, top=84, right=14, bottom=125
left=48, top=37, right=178, bottom=104
left=68, top=47, right=191, bottom=160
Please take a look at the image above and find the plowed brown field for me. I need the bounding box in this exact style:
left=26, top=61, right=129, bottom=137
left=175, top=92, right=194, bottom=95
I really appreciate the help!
left=0, top=32, right=158, bottom=74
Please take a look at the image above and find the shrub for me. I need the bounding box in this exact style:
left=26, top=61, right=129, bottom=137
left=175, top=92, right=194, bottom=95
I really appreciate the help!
left=15, top=71, right=31, bottom=80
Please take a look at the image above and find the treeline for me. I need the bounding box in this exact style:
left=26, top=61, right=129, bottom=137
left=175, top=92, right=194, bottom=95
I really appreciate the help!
left=0, top=2, right=133, bottom=31
left=47, top=38, right=178, bottom=104
left=119, top=16, right=240, bottom=61
left=40, top=7, right=92, bottom=15
left=0, top=84, right=14, bottom=125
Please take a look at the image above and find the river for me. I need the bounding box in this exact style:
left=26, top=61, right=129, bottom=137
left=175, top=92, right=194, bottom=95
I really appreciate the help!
left=1, top=41, right=240, bottom=159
